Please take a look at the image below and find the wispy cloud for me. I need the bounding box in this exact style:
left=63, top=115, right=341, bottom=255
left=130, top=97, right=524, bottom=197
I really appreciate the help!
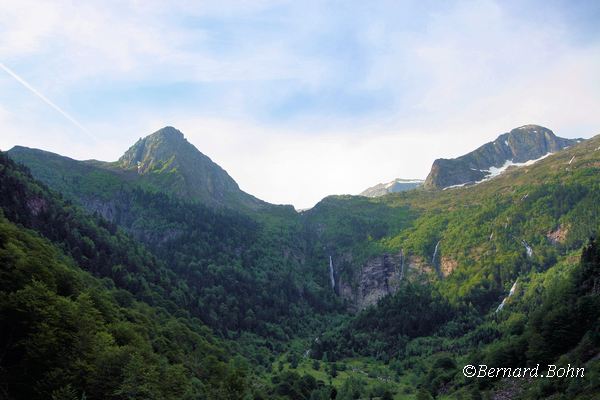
left=0, top=0, right=599, bottom=207
left=0, top=61, right=96, bottom=140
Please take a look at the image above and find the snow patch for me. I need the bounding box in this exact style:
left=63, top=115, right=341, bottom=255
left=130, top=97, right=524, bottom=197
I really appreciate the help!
left=384, top=179, right=423, bottom=189
left=443, top=153, right=552, bottom=190
left=478, top=152, right=553, bottom=183
left=443, top=182, right=469, bottom=190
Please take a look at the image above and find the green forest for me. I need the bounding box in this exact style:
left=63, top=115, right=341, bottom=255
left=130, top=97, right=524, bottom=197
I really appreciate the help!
left=2, top=132, right=600, bottom=399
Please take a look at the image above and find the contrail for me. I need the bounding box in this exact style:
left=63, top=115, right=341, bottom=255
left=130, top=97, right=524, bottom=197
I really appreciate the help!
left=0, top=61, right=96, bottom=140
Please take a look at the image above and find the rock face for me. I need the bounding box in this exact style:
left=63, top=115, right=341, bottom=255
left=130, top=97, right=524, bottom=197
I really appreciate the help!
left=360, top=178, right=423, bottom=197
left=338, top=253, right=404, bottom=311
left=337, top=252, right=436, bottom=311
left=547, top=224, right=569, bottom=245
left=423, top=125, right=580, bottom=189
left=25, top=197, right=47, bottom=216
left=440, top=256, right=458, bottom=277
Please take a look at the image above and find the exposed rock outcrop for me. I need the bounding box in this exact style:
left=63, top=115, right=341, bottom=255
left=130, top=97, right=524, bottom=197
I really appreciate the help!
left=547, top=224, right=569, bottom=245
left=440, top=256, right=458, bottom=277
left=338, top=252, right=434, bottom=311
left=338, top=253, right=403, bottom=311
left=26, top=197, right=47, bottom=216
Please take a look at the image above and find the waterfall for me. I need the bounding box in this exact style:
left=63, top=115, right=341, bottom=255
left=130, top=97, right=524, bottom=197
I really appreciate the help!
left=496, top=279, right=518, bottom=313
left=522, top=240, right=533, bottom=258
left=329, top=256, right=335, bottom=290
left=431, top=241, right=441, bottom=265
left=399, top=249, right=405, bottom=280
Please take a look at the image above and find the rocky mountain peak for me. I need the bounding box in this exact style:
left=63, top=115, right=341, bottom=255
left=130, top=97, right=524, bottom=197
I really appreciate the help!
left=118, top=126, right=191, bottom=173
left=423, top=125, right=581, bottom=189
left=115, top=126, right=267, bottom=208
left=500, top=125, right=572, bottom=163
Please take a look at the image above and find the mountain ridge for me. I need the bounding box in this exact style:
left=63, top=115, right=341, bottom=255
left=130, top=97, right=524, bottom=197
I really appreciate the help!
left=423, top=124, right=581, bottom=189
left=115, top=126, right=266, bottom=208
left=9, top=126, right=273, bottom=211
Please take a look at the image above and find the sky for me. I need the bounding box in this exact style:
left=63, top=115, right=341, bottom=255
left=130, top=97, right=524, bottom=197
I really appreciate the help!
left=1, top=0, right=600, bottom=209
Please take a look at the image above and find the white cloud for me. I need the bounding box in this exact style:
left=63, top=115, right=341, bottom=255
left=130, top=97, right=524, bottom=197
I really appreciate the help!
left=1, top=0, right=600, bottom=209
left=146, top=116, right=465, bottom=208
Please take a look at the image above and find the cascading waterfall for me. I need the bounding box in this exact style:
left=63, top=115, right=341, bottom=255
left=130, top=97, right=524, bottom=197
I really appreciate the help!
left=399, top=249, right=405, bottom=280
left=329, top=256, right=335, bottom=290
left=522, top=240, right=533, bottom=258
left=431, top=241, right=441, bottom=265
left=496, top=279, right=518, bottom=313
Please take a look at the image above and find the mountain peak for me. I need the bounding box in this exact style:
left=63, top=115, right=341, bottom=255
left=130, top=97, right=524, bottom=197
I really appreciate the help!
left=118, top=126, right=192, bottom=172
left=514, top=124, right=549, bottom=131
left=360, top=178, right=423, bottom=197
left=150, top=126, right=185, bottom=140
left=116, top=127, right=267, bottom=208
left=423, top=125, right=580, bottom=189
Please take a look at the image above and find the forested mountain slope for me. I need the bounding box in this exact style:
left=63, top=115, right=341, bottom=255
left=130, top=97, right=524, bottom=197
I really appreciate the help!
left=0, top=152, right=255, bottom=399
left=1, top=148, right=340, bottom=343
left=305, top=133, right=600, bottom=398
left=3, top=127, right=600, bottom=399
left=302, top=133, right=600, bottom=309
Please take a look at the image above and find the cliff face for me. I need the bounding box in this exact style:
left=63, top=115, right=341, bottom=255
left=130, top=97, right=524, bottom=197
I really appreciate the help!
left=338, top=253, right=403, bottom=311
left=424, top=125, right=580, bottom=189
left=338, top=252, right=434, bottom=311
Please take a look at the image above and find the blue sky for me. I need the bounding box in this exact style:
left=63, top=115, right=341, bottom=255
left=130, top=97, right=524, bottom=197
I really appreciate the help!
left=1, top=0, right=600, bottom=208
